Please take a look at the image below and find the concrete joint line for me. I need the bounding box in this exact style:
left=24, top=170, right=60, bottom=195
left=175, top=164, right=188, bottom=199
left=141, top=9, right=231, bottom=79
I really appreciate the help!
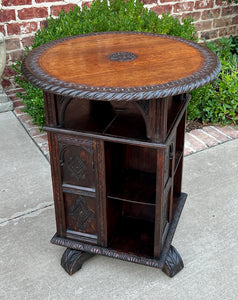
left=0, top=203, right=53, bottom=226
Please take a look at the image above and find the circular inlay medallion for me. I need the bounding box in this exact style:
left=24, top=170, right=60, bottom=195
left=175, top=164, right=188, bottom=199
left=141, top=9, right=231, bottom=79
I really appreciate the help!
left=108, top=51, right=137, bottom=62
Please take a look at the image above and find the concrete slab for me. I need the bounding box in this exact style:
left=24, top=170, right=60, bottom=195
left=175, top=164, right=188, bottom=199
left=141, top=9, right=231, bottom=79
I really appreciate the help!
left=1, top=111, right=238, bottom=299
left=0, top=112, right=53, bottom=224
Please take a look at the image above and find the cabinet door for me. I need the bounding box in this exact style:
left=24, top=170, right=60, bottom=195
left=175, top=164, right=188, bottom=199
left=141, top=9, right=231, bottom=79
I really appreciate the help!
left=64, top=192, right=98, bottom=242
left=58, top=135, right=95, bottom=190
left=56, top=134, right=100, bottom=245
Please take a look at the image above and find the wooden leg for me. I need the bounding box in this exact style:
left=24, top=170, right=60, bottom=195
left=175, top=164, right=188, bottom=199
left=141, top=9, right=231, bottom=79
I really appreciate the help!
left=162, top=245, right=184, bottom=278
left=61, top=248, right=94, bottom=275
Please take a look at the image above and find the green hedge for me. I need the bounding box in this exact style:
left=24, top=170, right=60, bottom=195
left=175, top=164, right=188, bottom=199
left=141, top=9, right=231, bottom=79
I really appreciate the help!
left=188, top=36, right=238, bottom=126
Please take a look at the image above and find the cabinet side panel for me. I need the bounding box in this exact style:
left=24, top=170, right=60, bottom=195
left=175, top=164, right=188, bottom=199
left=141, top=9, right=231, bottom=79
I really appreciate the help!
left=47, top=132, right=66, bottom=236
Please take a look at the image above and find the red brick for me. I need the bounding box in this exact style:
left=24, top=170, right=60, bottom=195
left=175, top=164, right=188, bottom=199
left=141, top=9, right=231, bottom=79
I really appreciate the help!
left=2, top=65, right=16, bottom=77
left=6, top=88, right=25, bottom=95
left=200, top=30, right=218, bottom=40
left=10, top=50, right=24, bottom=62
left=29, top=127, right=43, bottom=137
left=185, top=133, right=206, bottom=152
left=7, top=23, right=36, bottom=36
left=202, top=8, right=221, bottom=20
left=202, top=126, right=229, bottom=142
left=184, top=146, right=193, bottom=156
left=195, top=0, right=214, bottom=9
left=0, top=25, right=5, bottom=34
left=214, top=17, right=232, bottom=28
left=174, top=2, right=194, bottom=13
left=20, top=22, right=38, bottom=34
left=50, top=4, right=75, bottom=16
left=6, top=54, right=11, bottom=63
left=18, top=113, right=34, bottom=124
left=7, top=23, right=20, bottom=35
left=140, top=0, right=157, bottom=3
left=150, top=5, right=172, bottom=15
left=215, top=0, right=228, bottom=5
left=214, top=126, right=238, bottom=139
left=21, top=36, right=34, bottom=48
left=189, top=129, right=218, bottom=147
left=181, top=11, right=201, bottom=22
left=18, top=7, right=48, bottom=20
left=233, top=15, right=238, bottom=25
left=1, top=78, right=11, bottom=88
left=2, top=0, right=32, bottom=6
left=82, top=1, right=91, bottom=8
left=159, top=0, right=177, bottom=2
left=0, top=9, right=16, bottom=22
left=219, top=26, right=237, bottom=37
left=40, top=143, right=49, bottom=155
left=7, top=93, right=23, bottom=102
left=195, top=20, right=212, bottom=31
left=33, top=134, right=48, bottom=144
left=35, top=0, right=61, bottom=2
left=12, top=99, right=24, bottom=108
left=40, top=20, right=48, bottom=30
left=5, top=38, right=20, bottom=51
left=14, top=107, right=26, bottom=116
left=222, top=6, right=238, bottom=16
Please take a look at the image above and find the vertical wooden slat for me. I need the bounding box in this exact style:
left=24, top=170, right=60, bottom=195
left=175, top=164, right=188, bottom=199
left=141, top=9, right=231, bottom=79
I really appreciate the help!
left=95, top=140, right=108, bottom=247
left=154, top=148, right=165, bottom=257
left=168, top=136, right=176, bottom=223
left=43, top=91, right=58, bottom=126
left=47, top=132, right=66, bottom=237
left=174, top=108, right=187, bottom=196
left=155, top=97, right=169, bottom=143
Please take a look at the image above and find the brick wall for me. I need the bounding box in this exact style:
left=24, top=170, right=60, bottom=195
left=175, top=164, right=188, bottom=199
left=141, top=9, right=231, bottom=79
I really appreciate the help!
left=0, top=0, right=238, bottom=89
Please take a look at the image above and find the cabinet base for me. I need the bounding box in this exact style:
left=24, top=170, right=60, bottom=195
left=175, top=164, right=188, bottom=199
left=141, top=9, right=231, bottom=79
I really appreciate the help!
left=61, top=245, right=183, bottom=277
left=61, top=248, right=94, bottom=275
left=52, top=193, right=187, bottom=277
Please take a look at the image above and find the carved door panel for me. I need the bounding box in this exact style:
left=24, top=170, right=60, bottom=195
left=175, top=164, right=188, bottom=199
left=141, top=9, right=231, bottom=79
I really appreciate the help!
left=58, top=135, right=95, bottom=190
left=64, top=192, right=98, bottom=243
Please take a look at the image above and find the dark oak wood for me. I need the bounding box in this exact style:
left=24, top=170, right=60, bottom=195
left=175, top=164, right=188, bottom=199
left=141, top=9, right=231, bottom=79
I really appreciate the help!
left=162, top=245, right=184, bottom=278
left=22, top=32, right=220, bottom=278
left=61, top=248, right=94, bottom=275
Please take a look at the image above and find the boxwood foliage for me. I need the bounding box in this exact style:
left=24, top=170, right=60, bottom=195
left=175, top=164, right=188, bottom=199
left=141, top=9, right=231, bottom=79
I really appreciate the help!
left=188, top=36, right=238, bottom=126
left=13, top=0, right=197, bottom=128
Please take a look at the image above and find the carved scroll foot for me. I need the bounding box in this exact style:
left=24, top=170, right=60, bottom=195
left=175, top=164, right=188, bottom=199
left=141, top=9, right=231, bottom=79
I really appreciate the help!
left=61, top=248, right=94, bottom=275
left=162, top=245, right=184, bottom=278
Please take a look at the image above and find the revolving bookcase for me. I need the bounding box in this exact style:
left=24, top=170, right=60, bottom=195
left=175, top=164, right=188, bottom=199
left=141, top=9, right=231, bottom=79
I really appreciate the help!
left=22, top=32, right=220, bottom=277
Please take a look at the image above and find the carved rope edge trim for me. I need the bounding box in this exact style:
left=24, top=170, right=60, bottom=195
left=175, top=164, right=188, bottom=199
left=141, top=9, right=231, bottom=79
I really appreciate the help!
left=22, top=32, right=221, bottom=101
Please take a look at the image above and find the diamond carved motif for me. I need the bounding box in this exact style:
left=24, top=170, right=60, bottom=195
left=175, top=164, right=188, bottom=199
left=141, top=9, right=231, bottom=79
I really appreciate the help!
left=67, top=156, right=87, bottom=181
left=68, top=197, right=95, bottom=231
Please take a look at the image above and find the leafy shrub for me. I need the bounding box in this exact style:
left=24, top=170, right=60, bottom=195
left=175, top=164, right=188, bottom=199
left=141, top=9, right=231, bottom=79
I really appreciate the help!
left=14, top=0, right=197, bottom=128
left=188, top=36, right=238, bottom=126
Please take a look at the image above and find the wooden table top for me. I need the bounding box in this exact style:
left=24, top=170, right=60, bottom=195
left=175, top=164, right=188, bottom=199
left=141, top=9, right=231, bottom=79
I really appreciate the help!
left=22, top=32, right=220, bottom=101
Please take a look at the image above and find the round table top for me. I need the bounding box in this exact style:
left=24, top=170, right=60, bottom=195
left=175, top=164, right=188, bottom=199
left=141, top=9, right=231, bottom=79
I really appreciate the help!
left=22, top=32, right=220, bottom=101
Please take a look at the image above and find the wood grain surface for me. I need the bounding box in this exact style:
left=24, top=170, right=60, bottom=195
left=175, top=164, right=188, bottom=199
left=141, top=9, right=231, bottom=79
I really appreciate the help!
left=39, top=33, right=203, bottom=88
